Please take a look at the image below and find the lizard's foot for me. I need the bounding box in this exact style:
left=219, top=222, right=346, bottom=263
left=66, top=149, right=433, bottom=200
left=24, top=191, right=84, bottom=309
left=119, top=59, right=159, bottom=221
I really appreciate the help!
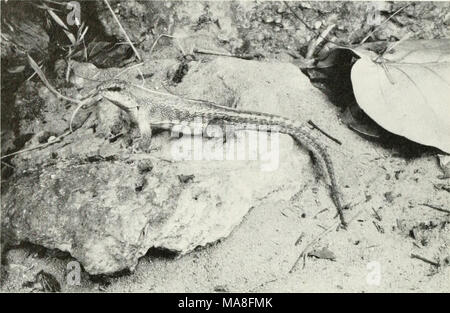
left=127, top=123, right=152, bottom=153
left=136, top=133, right=153, bottom=153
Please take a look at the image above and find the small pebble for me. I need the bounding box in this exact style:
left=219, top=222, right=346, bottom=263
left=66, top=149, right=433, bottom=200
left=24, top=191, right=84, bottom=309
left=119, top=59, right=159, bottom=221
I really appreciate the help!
left=263, top=16, right=274, bottom=23
left=300, top=2, right=312, bottom=9
left=70, top=75, right=85, bottom=89
left=276, top=6, right=285, bottom=14
left=47, top=136, right=57, bottom=143
left=282, top=20, right=294, bottom=30
left=256, top=33, right=265, bottom=41
left=137, top=160, right=153, bottom=174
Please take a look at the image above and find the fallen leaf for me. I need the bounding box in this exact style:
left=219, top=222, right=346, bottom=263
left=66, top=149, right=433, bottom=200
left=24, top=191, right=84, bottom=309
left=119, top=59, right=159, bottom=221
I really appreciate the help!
left=350, top=39, right=450, bottom=153
left=7, top=65, right=25, bottom=73
left=308, top=247, right=336, bottom=261
left=178, top=174, right=195, bottom=184
left=47, top=9, right=68, bottom=31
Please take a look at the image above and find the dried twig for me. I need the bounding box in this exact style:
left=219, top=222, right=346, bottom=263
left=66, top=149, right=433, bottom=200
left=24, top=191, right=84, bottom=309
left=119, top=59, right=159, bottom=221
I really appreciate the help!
left=289, top=209, right=363, bottom=273
left=289, top=221, right=339, bottom=273
left=294, top=232, right=305, bottom=246
left=420, top=203, right=450, bottom=214
left=28, top=55, right=80, bottom=104
left=194, top=48, right=263, bottom=60
left=410, top=254, right=440, bottom=267
left=1, top=161, right=16, bottom=169
left=113, top=62, right=145, bottom=79
left=1, top=113, right=92, bottom=160
left=193, top=48, right=233, bottom=58
left=69, top=96, right=99, bottom=132
left=103, top=0, right=141, bottom=61
left=372, top=221, right=384, bottom=233
left=149, top=34, right=185, bottom=56
left=371, top=207, right=382, bottom=221
left=283, top=1, right=314, bottom=32
left=305, top=24, right=336, bottom=59
left=0, top=133, right=69, bottom=160
left=284, top=2, right=346, bottom=50
left=312, top=208, right=328, bottom=219
left=308, top=120, right=342, bottom=145
left=359, top=3, right=411, bottom=45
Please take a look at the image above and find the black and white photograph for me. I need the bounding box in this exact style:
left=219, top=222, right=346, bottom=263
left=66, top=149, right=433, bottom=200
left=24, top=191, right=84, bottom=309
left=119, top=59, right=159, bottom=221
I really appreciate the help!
left=0, top=0, right=449, bottom=298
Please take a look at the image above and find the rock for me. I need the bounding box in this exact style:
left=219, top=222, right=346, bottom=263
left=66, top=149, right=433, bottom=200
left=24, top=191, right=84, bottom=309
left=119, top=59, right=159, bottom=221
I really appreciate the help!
left=2, top=58, right=329, bottom=275
left=1, top=2, right=48, bottom=60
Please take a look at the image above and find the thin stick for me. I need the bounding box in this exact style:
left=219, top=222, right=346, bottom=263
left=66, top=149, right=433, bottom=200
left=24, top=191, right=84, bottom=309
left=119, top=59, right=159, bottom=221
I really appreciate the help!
left=113, top=62, right=145, bottom=79
left=420, top=203, right=450, bottom=214
left=132, top=84, right=179, bottom=98
left=289, top=221, right=338, bottom=273
left=1, top=132, right=69, bottom=160
left=308, top=120, right=342, bottom=145
left=284, top=1, right=346, bottom=50
left=194, top=48, right=234, bottom=58
left=371, top=207, right=382, bottom=221
left=103, top=0, right=141, bottom=61
left=312, top=208, right=328, bottom=219
left=69, top=97, right=98, bottom=133
left=28, top=55, right=81, bottom=104
left=283, top=1, right=315, bottom=32
left=289, top=209, right=363, bottom=273
left=194, top=48, right=262, bottom=60
left=26, top=61, right=44, bottom=82
left=410, top=254, right=440, bottom=267
left=1, top=161, right=16, bottom=169
left=382, top=33, right=412, bottom=56
left=305, top=24, right=336, bottom=59
left=43, top=0, right=66, bottom=6
left=359, top=3, right=411, bottom=45
left=149, top=34, right=185, bottom=56
left=1, top=113, right=92, bottom=160
left=294, top=232, right=305, bottom=246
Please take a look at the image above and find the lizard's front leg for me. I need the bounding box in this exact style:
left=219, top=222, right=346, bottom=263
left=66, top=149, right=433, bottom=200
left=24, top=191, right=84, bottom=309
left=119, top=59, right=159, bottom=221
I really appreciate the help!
left=100, top=90, right=153, bottom=152
left=134, top=108, right=153, bottom=153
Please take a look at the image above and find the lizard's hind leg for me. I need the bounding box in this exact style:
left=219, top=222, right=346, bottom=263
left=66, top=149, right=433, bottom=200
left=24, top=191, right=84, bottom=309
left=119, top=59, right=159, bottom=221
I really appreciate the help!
left=134, top=123, right=153, bottom=153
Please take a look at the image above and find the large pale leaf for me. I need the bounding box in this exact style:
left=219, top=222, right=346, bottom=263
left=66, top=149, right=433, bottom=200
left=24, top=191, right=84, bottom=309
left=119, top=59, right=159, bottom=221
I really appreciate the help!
left=350, top=39, right=450, bottom=153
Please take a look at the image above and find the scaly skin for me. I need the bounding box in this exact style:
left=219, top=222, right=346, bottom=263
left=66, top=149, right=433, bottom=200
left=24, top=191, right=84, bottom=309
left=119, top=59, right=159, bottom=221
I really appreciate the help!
left=96, top=80, right=347, bottom=227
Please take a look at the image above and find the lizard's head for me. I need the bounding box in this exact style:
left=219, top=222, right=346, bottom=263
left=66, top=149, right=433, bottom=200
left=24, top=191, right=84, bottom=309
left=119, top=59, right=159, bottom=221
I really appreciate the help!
left=97, top=80, right=139, bottom=113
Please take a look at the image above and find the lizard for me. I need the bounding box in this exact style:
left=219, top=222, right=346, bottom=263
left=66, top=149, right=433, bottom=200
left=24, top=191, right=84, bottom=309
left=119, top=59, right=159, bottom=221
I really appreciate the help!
left=92, top=79, right=348, bottom=227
